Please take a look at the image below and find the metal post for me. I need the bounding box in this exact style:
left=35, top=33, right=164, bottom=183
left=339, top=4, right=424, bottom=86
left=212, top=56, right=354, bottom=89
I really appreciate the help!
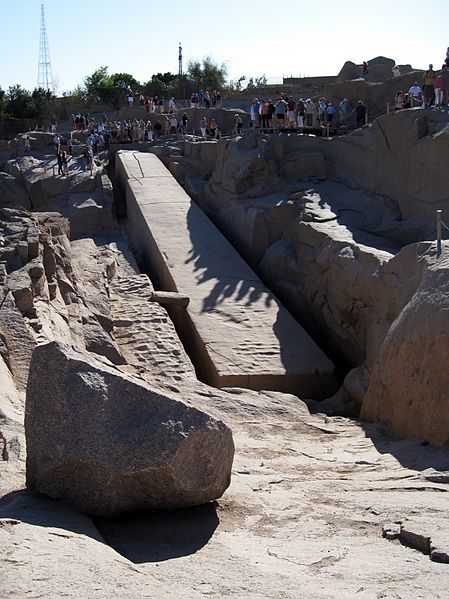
left=387, top=103, right=390, bottom=114
left=326, top=123, right=330, bottom=138
left=365, top=109, right=368, bottom=125
left=437, top=210, right=442, bottom=257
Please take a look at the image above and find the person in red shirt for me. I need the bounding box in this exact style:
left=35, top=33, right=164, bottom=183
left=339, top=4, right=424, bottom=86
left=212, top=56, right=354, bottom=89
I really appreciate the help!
left=287, top=96, right=296, bottom=129
left=435, top=69, right=444, bottom=107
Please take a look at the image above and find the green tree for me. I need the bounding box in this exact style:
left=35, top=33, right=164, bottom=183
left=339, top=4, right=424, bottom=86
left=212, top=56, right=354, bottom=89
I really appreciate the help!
left=187, top=56, right=228, bottom=91
left=5, top=85, right=33, bottom=118
left=63, top=84, right=88, bottom=107
left=0, top=87, right=5, bottom=117
left=110, top=72, right=140, bottom=91
left=30, top=87, right=56, bottom=119
left=83, top=66, right=110, bottom=101
left=83, top=67, right=141, bottom=107
left=143, top=72, right=177, bottom=97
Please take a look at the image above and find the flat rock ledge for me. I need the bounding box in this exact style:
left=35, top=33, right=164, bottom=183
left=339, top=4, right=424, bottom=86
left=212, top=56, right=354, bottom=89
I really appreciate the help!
left=24, top=341, right=234, bottom=516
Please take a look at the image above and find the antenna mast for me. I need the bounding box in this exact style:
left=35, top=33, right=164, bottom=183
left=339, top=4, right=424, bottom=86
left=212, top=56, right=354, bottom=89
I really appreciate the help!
left=178, top=42, right=183, bottom=81
left=37, top=4, right=54, bottom=91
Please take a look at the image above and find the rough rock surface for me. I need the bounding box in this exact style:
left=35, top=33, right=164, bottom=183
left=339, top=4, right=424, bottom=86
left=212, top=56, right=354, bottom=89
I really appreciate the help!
left=3, top=154, right=116, bottom=236
left=189, top=118, right=449, bottom=443
left=362, top=247, right=449, bottom=446
left=25, top=341, right=234, bottom=516
left=4, top=386, right=449, bottom=598
left=2, top=109, right=449, bottom=597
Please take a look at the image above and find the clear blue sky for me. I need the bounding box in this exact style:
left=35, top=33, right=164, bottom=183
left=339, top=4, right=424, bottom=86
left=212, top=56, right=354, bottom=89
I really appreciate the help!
left=1, top=0, right=448, bottom=94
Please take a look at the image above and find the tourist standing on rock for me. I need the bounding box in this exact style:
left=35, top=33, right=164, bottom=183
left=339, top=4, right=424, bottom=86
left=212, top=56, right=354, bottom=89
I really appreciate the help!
left=445, top=47, right=449, bottom=67
left=354, top=100, right=366, bottom=127
left=422, top=64, right=436, bottom=107
left=146, top=120, right=154, bottom=141
left=339, top=98, right=350, bottom=125
left=181, top=113, right=188, bottom=134
left=199, top=116, right=208, bottom=137
left=296, top=98, right=305, bottom=131
left=205, top=91, right=211, bottom=109
left=216, top=91, right=222, bottom=108
left=53, top=133, right=61, bottom=154
left=127, top=90, right=134, bottom=107
left=267, top=99, right=275, bottom=129
left=86, top=146, right=93, bottom=170
left=259, top=100, right=269, bottom=130
left=408, top=81, right=422, bottom=107
left=209, top=118, right=218, bottom=138
left=403, top=93, right=411, bottom=109
left=434, top=71, right=444, bottom=107
left=132, top=119, right=140, bottom=141
left=86, top=134, right=93, bottom=152
left=233, top=114, right=243, bottom=135
left=250, top=99, right=260, bottom=128
left=326, top=102, right=336, bottom=125
left=287, top=96, right=296, bottom=128
left=169, top=114, right=178, bottom=134
left=190, top=93, right=199, bottom=109
left=168, top=97, right=176, bottom=113
left=304, top=99, right=316, bottom=128
left=361, top=61, right=369, bottom=80
left=103, top=130, right=112, bottom=150
left=317, top=98, right=327, bottom=126
left=57, top=151, right=63, bottom=175
left=441, top=64, right=449, bottom=106
left=163, top=116, right=171, bottom=135
left=158, top=98, right=164, bottom=114
left=153, top=120, right=162, bottom=138
left=61, top=150, right=69, bottom=175
left=139, top=119, right=146, bottom=141
left=24, top=136, right=31, bottom=155
left=92, top=132, right=99, bottom=153
left=144, top=97, right=151, bottom=114
left=392, top=64, right=401, bottom=77
left=394, top=91, right=404, bottom=110
left=275, top=97, right=287, bottom=128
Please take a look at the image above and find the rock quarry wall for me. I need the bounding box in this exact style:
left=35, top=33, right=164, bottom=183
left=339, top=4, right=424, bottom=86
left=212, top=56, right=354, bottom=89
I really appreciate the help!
left=148, top=109, right=449, bottom=446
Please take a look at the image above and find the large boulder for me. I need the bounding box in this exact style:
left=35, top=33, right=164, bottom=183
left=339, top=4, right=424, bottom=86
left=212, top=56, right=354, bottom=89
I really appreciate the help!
left=0, top=172, right=30, bottom=210
left=336, top=60, right=359, bottom=82
left=25, top=341, right=234, bottom=515
left=361, top=246, right=449, bottom=447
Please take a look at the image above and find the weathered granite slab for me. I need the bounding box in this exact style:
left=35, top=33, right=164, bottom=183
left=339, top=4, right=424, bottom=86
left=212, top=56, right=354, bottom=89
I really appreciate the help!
left=117, top=151, right=336, bottom=398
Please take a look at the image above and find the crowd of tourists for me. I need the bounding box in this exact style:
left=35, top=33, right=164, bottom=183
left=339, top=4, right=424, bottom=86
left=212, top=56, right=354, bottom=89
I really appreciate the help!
left=393, top=62, right=449, bottom=110
left=248, top=95, right=366, bottom=131
left=122, top=87, right=223, bottom=114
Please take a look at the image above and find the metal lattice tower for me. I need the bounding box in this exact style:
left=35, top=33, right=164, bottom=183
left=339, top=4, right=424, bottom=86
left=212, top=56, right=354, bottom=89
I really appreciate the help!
left=37, top=4, right=54, bottom=91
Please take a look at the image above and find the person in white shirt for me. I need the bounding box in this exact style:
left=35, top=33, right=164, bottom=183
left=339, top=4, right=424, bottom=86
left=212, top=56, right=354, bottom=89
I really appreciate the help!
left=408, top=82, right=422, bottom=107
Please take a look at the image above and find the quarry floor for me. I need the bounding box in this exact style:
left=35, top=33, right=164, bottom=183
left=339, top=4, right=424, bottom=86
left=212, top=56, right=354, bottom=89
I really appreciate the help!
left=2, top=386, right=449, bottom=598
